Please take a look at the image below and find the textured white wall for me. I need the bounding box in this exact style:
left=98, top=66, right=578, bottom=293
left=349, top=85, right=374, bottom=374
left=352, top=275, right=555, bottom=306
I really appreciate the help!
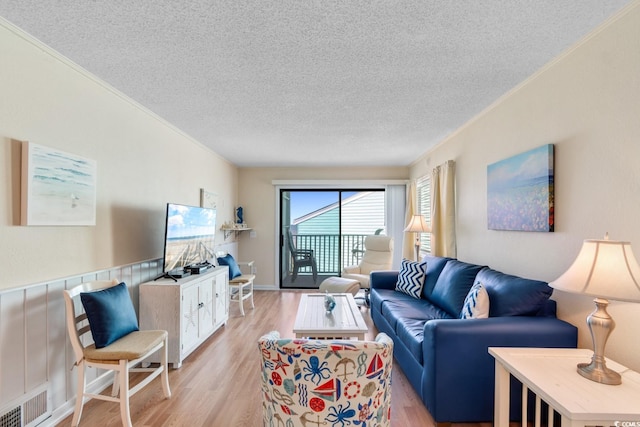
left=0, top=19, right=238, bottom=291
left=410, top=2, right=640, bottom=371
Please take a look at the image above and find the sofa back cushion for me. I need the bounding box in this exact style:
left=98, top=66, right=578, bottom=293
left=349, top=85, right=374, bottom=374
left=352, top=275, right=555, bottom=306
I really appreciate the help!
left=428, top=260, right=485, bottom=317
left=476, top=267, right=553, bottom=317
left=420, top=255, right=454, bottom=299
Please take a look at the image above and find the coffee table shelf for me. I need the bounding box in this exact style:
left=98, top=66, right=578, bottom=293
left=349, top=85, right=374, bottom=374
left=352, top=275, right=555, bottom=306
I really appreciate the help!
left=293, top=293, right=368, bottom=340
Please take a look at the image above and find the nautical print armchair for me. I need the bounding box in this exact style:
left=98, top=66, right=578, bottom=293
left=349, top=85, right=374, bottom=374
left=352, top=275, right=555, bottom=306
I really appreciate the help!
left=258, top=331, right=393, bottom=427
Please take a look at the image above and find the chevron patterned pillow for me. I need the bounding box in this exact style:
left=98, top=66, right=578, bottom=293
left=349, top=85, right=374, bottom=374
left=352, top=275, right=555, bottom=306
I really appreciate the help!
left=460, top=281, right=490, bottom=319
left=395, top=258, right=427, bottom=299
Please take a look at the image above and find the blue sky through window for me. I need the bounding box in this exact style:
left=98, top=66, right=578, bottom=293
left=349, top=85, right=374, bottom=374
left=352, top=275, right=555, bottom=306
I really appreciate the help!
left=290, top=191, right=357, bottom=220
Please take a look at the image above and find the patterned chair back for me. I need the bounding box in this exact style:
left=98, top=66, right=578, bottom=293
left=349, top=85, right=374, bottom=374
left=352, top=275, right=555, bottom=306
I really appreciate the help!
left=258, top=331, right=393, bottom=427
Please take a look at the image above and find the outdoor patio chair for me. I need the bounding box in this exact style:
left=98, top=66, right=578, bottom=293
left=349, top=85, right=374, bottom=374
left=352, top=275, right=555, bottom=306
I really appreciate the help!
left=287, top=227, right=318, bottom=283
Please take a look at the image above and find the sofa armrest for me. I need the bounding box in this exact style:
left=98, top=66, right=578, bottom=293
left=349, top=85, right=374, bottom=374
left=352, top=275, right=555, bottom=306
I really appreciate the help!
left=343, top=265, right=361, bottom=274
left=422, top=317, right=577, bottom=423
left=370, top=270, right=399, bottom=290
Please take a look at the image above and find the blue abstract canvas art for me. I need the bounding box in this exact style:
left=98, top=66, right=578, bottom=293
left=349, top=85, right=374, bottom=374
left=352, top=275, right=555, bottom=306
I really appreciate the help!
left=21, top=142, right=97, bottom=226
left=487, top=144, right=554, bottom=232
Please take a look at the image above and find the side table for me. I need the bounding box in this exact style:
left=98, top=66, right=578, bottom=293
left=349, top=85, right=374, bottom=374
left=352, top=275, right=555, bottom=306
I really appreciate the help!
left=489, top=347, right=640, bottom=427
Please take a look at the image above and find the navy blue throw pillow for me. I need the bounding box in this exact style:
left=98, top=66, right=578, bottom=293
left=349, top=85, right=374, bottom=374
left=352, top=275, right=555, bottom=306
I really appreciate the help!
left=80, top=282, right=139, bottom=348
left=217, top=254, right=242, bottom=279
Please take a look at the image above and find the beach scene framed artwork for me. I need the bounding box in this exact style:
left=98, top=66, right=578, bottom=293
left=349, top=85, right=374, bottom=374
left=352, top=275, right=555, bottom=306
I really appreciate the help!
left=21, top=142, right=97, bottom=226
left=487, top=144, right=554, bottom=232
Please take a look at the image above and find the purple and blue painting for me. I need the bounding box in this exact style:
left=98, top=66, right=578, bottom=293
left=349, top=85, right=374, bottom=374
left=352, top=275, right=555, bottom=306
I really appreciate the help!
left=487, top=144, right=554, bottom=232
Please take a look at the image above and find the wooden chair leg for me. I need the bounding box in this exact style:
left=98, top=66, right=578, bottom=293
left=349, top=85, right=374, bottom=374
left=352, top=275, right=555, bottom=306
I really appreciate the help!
left=118, top=360, right=133, bottom=427
left=111, top=370, right=120, bottom=397
left=160, top=339, right=172, bottom=398
left=249, top=281, right=255, bottom=309
left=238, top=283, right=245, bottom=316
left=72, top=361, right=86, bottom=427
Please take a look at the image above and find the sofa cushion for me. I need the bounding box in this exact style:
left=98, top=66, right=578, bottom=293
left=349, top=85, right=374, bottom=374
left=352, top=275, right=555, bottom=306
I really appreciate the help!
left=395, top=317, right=427, bottom=364
left=370, top=288, right=396, bottom=315
left=428, top=260, right=485, bottom=317
left=460, top=281, right=490, bottom=319
left=476, top=267, right=553, bottom=317
left=420, top=255, right=454, bottom=299
left=395, top=259, right=427, bottom=298
left=383, top=297, right=452, bottom=331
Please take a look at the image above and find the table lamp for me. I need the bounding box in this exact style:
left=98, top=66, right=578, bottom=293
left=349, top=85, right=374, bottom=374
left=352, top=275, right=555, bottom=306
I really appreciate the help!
left=549, top=234, right=640, bottom=385
left=404, top=214, right=430, bottom=261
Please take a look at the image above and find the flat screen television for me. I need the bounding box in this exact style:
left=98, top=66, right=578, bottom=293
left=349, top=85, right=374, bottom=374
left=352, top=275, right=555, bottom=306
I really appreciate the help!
left=162, top=203, right=217, bottom=275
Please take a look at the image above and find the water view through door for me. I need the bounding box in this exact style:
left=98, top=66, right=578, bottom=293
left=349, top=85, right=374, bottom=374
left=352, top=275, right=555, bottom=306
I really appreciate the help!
left=280, top=189, right=385, bottom=289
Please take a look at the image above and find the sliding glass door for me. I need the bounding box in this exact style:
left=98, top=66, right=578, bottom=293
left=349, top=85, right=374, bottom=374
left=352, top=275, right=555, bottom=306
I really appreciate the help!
left=279, top=189, right=385, bottom=289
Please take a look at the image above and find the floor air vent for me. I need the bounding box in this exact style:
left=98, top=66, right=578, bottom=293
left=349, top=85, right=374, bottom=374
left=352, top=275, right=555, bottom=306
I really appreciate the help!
left=0, top=384, right=50, bottom=427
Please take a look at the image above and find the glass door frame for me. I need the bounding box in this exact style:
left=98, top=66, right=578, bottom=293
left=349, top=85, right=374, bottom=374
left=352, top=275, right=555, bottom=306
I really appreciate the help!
left=272, top=180, right=407, bottom=290
left=277, top=186, right=385, bottom=289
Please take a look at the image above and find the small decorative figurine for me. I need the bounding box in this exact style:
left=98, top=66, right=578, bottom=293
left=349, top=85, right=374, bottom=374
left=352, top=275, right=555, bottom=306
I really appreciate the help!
left=236, top=206, right=243, bottom=224
left=324, top=291, right=336, bottom=314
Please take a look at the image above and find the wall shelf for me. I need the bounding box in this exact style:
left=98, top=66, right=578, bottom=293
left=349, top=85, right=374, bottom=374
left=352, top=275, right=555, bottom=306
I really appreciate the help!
left=221, top=225, right=252, bottom=239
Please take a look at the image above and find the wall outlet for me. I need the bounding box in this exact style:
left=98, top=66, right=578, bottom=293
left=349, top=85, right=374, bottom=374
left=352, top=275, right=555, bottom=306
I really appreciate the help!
left=250, top=230, right=257, bottom=238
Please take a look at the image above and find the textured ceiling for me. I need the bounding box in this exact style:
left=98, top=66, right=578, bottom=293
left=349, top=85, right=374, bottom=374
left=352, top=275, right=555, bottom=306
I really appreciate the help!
left=0, top=1, right=632, bottom=167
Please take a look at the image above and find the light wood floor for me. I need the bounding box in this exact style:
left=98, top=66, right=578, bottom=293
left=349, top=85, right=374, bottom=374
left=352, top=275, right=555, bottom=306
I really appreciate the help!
left=57, top=290, right=498, bottom=426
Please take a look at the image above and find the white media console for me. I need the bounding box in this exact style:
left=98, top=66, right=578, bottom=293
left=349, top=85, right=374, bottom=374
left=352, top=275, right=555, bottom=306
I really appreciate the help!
left=139, top=266, right=229, bottom=368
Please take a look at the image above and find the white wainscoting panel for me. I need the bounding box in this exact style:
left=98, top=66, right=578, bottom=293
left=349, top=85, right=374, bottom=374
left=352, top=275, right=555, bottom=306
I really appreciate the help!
left=0, top=258, right=164, bottom=426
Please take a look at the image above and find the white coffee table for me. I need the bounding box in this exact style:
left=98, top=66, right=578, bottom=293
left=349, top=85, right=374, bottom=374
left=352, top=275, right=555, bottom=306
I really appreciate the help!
left=293, top=293, right=368, bottom=340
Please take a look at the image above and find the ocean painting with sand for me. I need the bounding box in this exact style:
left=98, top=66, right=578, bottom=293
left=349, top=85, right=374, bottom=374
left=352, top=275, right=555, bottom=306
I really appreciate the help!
left=22, top=142, right=97, bottom=226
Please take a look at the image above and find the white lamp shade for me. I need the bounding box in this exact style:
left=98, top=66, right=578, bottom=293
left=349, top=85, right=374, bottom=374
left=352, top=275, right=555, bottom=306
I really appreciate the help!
left=404, top=215, right=430, bottom=233
left=549, top=239, right=640, bottom=303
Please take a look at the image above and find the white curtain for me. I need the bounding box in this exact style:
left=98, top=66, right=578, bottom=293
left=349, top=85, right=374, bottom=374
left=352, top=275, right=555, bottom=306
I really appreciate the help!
left=431, top=160, right=457, bottom=257
left=385, top=184, right=407, bottom=269
left=402, top=181, right=416, bottom=260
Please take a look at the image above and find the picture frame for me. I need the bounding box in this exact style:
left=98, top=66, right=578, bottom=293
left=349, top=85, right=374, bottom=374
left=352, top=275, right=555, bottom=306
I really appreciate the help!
left=487, top=144, right=554, bottom=232
left=200, top=188, right=218, bottom=209
left=21, top=142, right=97, bottom=226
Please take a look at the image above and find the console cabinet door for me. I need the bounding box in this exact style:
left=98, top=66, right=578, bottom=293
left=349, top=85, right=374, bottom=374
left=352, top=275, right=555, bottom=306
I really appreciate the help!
left=199, top=279, right=215, bottom=338
left=181, top=284, right=200, bottom=355
left=215, top=272, right=228, bottom=326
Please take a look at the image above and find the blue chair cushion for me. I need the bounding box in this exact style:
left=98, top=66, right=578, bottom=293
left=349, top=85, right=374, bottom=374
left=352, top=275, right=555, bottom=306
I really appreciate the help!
left=428, top=260, right=485, bottom=317
left=217, top=254, right=242, bottom=279
left=476, top=267, right=553, bottom=317
left=80, top=282, right=139, bottom=348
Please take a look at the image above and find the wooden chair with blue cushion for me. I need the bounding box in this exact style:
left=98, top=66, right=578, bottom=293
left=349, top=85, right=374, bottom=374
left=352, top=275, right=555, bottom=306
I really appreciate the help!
left=63, top=279, right=171, bottom=427
left=217, top=251, right=255, bottom=316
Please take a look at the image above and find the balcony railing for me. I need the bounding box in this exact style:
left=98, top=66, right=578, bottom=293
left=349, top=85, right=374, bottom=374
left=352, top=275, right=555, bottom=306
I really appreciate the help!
left=289, top=234, right=370, bottom=275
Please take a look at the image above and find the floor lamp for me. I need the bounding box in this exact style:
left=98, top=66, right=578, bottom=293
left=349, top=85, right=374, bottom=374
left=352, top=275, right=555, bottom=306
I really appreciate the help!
left=549, top=234, right=640, bottom=385
left=404, top=214, right=430, bottom=262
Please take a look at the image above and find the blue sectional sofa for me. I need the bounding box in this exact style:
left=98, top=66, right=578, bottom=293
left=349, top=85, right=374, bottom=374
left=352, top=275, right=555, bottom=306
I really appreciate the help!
left=370, top=255, right=578, bottom=424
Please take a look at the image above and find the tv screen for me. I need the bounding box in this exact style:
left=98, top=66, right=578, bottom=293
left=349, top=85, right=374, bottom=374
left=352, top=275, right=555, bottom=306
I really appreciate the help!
left=162, top=203, right=217, bottom=274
